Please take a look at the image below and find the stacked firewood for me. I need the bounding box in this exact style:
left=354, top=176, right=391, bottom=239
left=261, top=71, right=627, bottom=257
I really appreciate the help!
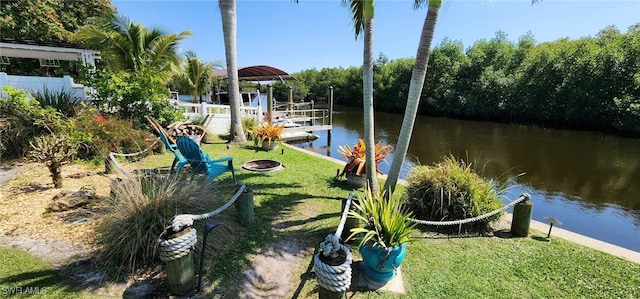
left=166, top=121, right=206, bottom=140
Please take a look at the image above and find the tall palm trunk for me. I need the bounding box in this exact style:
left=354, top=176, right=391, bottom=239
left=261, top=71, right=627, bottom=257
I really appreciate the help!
left=362, top=18, right=379, bottom=194
left=220, top=0, right=246, bottom=144
left=384, top=3, right=440, bottom=193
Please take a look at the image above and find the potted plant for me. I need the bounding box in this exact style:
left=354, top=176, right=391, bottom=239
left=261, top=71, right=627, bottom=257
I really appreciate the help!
left=347, top=187, right=417, bottom=283
left=250, top=122, right=284, bottom=151
left=338, top=139, right=393, bottom=188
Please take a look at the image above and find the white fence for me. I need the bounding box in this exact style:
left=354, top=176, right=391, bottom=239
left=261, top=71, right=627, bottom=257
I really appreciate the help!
left=172, top=100, right=262, bottom=134
left=0, top=72, right=91, bottom=100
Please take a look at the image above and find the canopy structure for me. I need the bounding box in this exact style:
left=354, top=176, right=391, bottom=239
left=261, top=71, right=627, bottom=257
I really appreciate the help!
left=0, top=38, right=101, bottom=70
left=213, top=65, right=294, bottom=82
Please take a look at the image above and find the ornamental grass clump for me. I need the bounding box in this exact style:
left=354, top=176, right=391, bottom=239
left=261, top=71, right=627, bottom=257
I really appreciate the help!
left=405, top=155, right=506, bottom=232
left=98, top=173, right=242, bottom=277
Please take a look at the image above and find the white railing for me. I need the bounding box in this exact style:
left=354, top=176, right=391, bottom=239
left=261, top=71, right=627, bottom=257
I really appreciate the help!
left=287, top=109, right=330, bottom=126
left=172, top=100, right=262, bottom=121
left=171, top=98, right=330, bottom=134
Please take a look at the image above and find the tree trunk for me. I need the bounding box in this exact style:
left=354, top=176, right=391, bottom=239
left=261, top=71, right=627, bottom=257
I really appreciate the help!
left=362, top=18, right=379, bottom=195
left=220, top=0, right=247, bottom=145
left=50, top=163, right=63, bottom=188
left=384, top=4, right=440, bottom=193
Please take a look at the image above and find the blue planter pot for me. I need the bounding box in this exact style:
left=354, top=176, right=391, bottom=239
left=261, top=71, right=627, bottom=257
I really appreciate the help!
left=359, top=243, right=408, bottom=282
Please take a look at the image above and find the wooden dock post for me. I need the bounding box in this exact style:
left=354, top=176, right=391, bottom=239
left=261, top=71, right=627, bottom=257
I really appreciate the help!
left=328, top=86, right=334, bottom=150
left=511, top=196, right=533, bottom=237
left=166, top=251, right=196, bottom=294
left=288, top=86, right=293, bottom=110
left=237, top=188, right=254, bottom=225
left=267, top=84, right=273, bottom=124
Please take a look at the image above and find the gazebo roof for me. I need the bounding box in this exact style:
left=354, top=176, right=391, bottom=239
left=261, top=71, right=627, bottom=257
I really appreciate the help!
left=213, top=65, right=294, bottom=81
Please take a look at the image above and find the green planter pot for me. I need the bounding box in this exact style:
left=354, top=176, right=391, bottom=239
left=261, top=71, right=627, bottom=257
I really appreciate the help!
left=359, top=243, right=407, bottom=282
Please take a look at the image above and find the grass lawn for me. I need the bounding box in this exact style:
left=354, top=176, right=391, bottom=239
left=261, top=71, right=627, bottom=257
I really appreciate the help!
left=0, top=247, right=110, bottom=299
left=2, top=141, right=638, bottom=298
left=131, top=142, right=640, bottom=298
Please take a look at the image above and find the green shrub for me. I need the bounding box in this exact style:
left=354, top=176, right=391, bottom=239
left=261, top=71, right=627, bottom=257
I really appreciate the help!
left=69, top=106, right=155, bottom=160
left=99, top=174, right=241, bottom=276
left=89, top=69, right=184, bottom=129
left=0, top=87, right=63, bottom=159
left=242, top=117, right=258, bottom=133
left=405, top=155, right=506, bottom=232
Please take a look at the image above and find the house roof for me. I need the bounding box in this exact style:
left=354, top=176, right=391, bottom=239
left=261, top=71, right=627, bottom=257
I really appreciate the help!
left=213, top=65, right=294, bottom=81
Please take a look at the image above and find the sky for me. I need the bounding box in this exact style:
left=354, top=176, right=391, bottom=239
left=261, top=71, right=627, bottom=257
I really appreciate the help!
left=112, top=0, right=640, bottom=74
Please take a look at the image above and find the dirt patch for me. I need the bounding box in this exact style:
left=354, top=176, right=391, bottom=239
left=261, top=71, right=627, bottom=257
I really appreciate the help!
left=1, top=161, right=318, bottom=298
left=238, top=240, right=307, bottom=299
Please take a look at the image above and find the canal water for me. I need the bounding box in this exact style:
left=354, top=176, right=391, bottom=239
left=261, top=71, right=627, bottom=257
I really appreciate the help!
left=293, top=105, right=640, bottom=252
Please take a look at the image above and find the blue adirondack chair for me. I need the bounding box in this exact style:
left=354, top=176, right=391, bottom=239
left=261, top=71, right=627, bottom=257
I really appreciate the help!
left=146, top=116, right=188, bottom=174
left=158, top=129, right=189, bottom=174
left=176, top=136, right=237, bottom=183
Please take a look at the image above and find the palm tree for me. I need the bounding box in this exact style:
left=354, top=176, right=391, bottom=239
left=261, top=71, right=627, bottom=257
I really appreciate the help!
left=220, top=0, right=246, bottom=144
left=175, top=51, right=220, bottom=103
left=345, top=0, right=380, bottom=194
left=73, top=14, right=191, bottom=78
left=383, top=0, right=442, bottom=193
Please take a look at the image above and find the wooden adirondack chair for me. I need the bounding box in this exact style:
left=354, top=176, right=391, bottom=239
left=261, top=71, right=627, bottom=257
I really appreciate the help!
left=145, top=116, right=188, bottom=174
left=175, top=136, right=236, bottom=183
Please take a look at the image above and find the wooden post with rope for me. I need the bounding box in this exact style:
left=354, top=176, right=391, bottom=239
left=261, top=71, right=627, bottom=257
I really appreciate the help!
left=511, top=194, right=533, bottom=237
left=237, top=187, right=254, bottom=225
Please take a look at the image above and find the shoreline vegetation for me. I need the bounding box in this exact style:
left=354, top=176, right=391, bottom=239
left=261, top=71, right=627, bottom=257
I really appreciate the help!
left=1, top=143, right=638, bottom=298
left=279, top=23, right=640, bottom=138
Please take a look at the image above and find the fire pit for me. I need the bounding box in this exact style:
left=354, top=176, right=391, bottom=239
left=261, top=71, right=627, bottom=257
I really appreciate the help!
left=242, top=159, right=283, bottom=172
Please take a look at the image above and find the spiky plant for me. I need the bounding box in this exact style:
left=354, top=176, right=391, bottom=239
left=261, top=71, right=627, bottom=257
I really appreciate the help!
left=338, top=139, right=393, bottom=177
left=29, top=134, right=78, bottom=188
left=347, top=186, right=417, bottom=248
left=29, top=86, right=81, bottom=117
left=250, top=122, right=284, bottom=147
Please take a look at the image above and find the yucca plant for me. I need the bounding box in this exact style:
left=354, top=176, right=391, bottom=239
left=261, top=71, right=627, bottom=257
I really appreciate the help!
left=338, top=139, right=393, bottom=177
left=30, top=86, right=81, bottom=117
left=347, top=186, right=416, bottom=248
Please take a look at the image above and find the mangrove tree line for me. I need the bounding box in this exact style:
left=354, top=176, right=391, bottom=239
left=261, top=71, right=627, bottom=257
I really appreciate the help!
left=286, top=24, right=640, bottom=136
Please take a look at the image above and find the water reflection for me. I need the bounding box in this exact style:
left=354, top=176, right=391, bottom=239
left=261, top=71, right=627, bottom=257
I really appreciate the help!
left=295, top=105, right=640, bottom=251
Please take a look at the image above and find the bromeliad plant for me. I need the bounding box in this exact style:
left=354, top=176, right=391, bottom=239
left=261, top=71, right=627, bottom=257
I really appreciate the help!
left=338, top=139, right=393, bottom=177
left=347, top=186, right=417, bottom=248
left=250, top=122, right=284, bottom=147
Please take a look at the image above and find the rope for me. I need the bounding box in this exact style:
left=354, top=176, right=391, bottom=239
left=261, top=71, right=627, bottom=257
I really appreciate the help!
left=157, top=183, right=246, bottom=262
left=408, top=193, right=530, bottom=226
left=108, top=138, right=159, bottom=176
left=334, top=193, right=354, bottom=238
left=314, top=235, right=352, bottom=292
left=169, top=183, right=246, bottom=232
left=312, top=193, right=355, bottom=292
left=158, top=228, right=197, bottom=262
